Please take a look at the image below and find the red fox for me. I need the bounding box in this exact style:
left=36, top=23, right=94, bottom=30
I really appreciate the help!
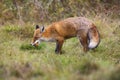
left=31, top=17, right=100, bottom=53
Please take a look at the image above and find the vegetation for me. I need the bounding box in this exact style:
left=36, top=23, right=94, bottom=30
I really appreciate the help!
left=0, top=0, right=120, bottom=80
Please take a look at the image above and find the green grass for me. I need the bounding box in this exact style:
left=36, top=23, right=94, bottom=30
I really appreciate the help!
left=20, top=43, right=46, bottom=50
left=0, top=18, right=120, bottom=80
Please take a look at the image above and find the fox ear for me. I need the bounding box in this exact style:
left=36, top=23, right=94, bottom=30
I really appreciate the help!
left=36, top=25, right=39, bottom=29
left=40, top=26, right=45, bottom=32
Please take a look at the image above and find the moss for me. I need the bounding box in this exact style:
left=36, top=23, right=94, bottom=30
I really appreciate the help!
left=20, top=43, right=46, bottom=50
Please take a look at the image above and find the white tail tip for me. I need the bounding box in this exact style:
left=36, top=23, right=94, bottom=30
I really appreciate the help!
left=88, top=40, right=98, bottom=49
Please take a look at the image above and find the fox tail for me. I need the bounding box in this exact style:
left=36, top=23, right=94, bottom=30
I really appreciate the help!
left=88, top=26, right=100, bottom=49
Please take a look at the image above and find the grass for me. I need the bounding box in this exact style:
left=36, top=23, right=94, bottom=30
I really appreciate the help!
left=20, top=43, right=45, bottom=50
left=0, top=17, right=120, bottom=80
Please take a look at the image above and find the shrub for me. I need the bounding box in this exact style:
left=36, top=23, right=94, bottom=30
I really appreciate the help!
left=3, top=24, right=34, bottom=39
left=77, top=59, right=99, bottom=75
left=109, top=65, right=120, bottom=80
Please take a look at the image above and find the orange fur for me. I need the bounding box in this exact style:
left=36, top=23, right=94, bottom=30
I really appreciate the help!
left=31, top=17, right=100, bottom=54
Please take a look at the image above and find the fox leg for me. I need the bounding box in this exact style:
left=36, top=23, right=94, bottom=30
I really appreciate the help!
left=77, top=31, right=89, bottom=52
left=55, top=38, right=64, bottom=54
left=55, top=42, right=59, bottom=53
left=79, top=36, right=89, bottom=52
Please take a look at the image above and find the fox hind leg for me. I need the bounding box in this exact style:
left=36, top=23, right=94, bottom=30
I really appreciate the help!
left=77, top=31, right=89, bottom=52
left=79, top=37, right=89, bottom=52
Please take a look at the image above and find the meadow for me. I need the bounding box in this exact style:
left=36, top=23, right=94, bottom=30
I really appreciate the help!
left=0, top=16, right=120, bottom=80
left=0, top=0, right=120, bottom=80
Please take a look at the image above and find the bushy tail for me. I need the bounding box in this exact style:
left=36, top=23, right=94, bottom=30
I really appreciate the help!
left=88, top=26, right=100, bottom=49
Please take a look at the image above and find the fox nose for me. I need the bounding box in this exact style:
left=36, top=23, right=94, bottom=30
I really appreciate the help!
left=30, top=43, right=34, bottom=46
left=30, top=42, right=39, bottom=47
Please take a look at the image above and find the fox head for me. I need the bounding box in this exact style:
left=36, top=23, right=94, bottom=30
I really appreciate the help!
left=31, top=25, right=45, bottom=46
left=31, top=24, right=57, bottom=46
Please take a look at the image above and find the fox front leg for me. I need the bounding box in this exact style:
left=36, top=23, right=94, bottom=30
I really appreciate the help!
left=55, top=39, right=64, bottom=54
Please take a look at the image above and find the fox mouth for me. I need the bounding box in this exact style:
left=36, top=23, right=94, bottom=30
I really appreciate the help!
left=31, top=37, right=56, bottom=46
left=31, top=40, right=41, bottom=46
left=30, top=43, right=37, bottom=46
